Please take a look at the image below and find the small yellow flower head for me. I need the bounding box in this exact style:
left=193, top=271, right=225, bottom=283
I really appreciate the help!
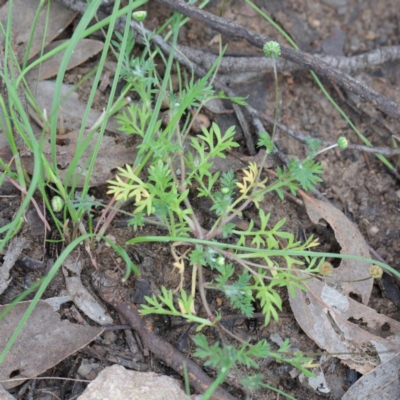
left=337, top=136, right=348, bottom=149
left=319, top=261, right=334, bottom=276
left=263, top=41, right=281, bottom=59
left=369, top=265, right=383, bottom=279
left=132, top=11, right=147, bottom=22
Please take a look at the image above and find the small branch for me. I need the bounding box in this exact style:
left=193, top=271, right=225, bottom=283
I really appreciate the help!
left=254, top=109, right=400, bottom=156
left=155, top=0, right=400, bottom=122
left=92, top=270, right=237, bottom=400
left=177, top=45, right=400, bottom=75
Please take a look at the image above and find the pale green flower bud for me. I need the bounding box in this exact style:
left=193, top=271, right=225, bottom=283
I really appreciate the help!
left=337, top=136, right=348, bottom=149
left=216, top=256, right=225, bottom=266
left=51, top=196, right=64, bottom=212
left=263, top=41, right=281, bottom=59
left=132, top=11, right=147, bottom=22
left=221, top=187, right=230, bottom=195
left=369, top=265, right=383, bottom=279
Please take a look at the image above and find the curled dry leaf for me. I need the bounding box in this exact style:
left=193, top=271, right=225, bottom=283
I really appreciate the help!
left=0, top=301, right=103, bottom=389
left=155, top=90, right=171, bottom=110
left=160, top=110, right=171, bottom=126
left=289, top=274, right=400, bottom=374
left=63, top=255, right=113, bottom=325
left=300, top=191, right=373, bottom=304
left=289, top=193, right=398, bottom=374
left=342, top=352, right=400, bottom=400
left=190, top=110, right=211, bottom=133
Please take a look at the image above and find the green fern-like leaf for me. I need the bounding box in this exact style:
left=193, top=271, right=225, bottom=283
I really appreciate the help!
left=220, top=271, right=254, bottom=317
left=287, top=158, right=324, bottom=191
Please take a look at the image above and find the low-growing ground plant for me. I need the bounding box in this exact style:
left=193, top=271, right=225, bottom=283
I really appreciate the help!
left=0, top=1, right=397, bottom=399
left=105, top=24, right=355, bottom=398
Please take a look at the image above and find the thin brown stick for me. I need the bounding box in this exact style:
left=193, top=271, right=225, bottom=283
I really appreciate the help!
left=8, top=177, right=51, bottom=231
left=255, top=110, right=400, bottom=156
left=155, top=0, right=400, bottom=122
left=92, top=270, right=237, bottom=400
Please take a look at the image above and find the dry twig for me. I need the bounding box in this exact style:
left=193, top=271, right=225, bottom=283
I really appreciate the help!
left=178, top=45, right=400, bottom=75
left=155, top=0, right=400, bottom=122
left=92, top=270, right=237, bottom=400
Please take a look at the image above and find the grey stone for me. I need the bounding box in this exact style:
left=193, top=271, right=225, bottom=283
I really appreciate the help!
left=78, top=365, right=189, bottom=400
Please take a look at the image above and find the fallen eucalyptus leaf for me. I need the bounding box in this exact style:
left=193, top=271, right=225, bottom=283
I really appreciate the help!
left=342, top=352, right=400, bottom=399
left=43, top=295, right=73, bottom=311
left=289, top=274, right=400, bottom=374
left=0, top=301, right=103, bottom=389
left=300, top=192, right=372, bottom=304
left=32, top=80, right=121, bottom=134
left=0, top=384, right=16, bottom=400
left=0, top=0, right=77, bottom=62
left=63, top=256, right=113, bottom=325
left=27, top=39, right=104, bottom=81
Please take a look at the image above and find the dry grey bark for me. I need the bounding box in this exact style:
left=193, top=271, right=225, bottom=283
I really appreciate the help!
left=177, top=45, right=400, bottom=75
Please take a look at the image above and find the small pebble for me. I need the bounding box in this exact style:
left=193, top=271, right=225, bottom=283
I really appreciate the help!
left=368, top=226, right=379, bottom=236
left=309, top=19, right=321, bottom=28
left=190, top=111, right=210, bottom=133
left=105, top=234, right=116, bottom=247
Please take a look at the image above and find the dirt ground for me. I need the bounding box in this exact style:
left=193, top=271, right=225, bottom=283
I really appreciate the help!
left=1, top=0, right=400, bottom=399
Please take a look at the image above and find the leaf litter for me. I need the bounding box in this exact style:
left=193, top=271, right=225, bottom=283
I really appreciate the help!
left=0, top=0, right=77, bottom=62
left=0, top=300, right=103, bottom=389
left=290, top=193, right=400, bottom=376
left=0, top=238, right=27, bottom=296
left=300, top=191, right=373, bottom=304
left=62, top=253, right=113, bottom=325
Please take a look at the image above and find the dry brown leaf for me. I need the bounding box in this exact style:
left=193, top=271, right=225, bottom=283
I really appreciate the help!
left=300, top=191, right=372, bottom=304
left=21, top=128, right=137, bottom=187
left=0, top=300, right=103, bottom=389
left=342, top=352, right=400, bottom=399
left=289, top=274, right=400, bottom=374
left=32, top=80, right=121, bottom=134
left=0, top=0, right=77, bottom=62
left=27, top=39, right=105, bottom=81
left=62, top=255, right=113, bottom=325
